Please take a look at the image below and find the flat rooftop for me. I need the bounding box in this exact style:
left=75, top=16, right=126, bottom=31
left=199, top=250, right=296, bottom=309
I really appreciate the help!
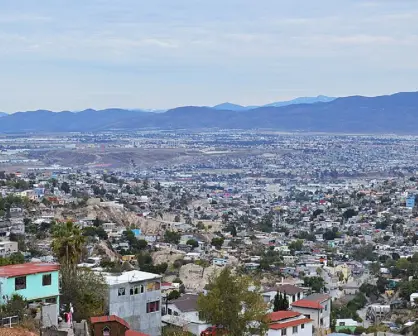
left=104, top=270, right=161, bottom=286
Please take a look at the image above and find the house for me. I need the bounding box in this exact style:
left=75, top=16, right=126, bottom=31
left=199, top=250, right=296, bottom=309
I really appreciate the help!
left=267, top=310, right=313, bottom=336
left=0, top=240, right=18, bottom=258
left=212, top=258, right=228, bottom=266
left=277, top=284, right=305, bottom=305
left=162, top=293, right=211, bottom=336
left=262, top=284, right=305, bottom=306
left=291, top=294, right=331, bottom=330
left=335, top=318, right=358, bottom=332
left=104, top=270, right=162, bottom=336
left=342, top=282, right=360, bottom=295
left=91, top=315, right=150, bottom=336
left=0, top=263, right=60, bottom=317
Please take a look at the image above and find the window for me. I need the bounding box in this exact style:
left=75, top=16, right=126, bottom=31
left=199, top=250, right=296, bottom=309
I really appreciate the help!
left=168, top=308, right=172, bottom=315
left=42, top=274, right=52, bottom=286
left=320, top=318, right=323, bottom=326
left=292, top=295, right=296, bottom=302
left=118, top=287, right=126, bottom=296
left=301, top=324, right=305, bottom=329
left=155, top=282, right=161, bottom=290
left=146, top=300, right=160, bottom=313
left=325, top=304, right=328, bottom=311
left=339, top=322, right=345, bottom=326
left=130, top=288, right=134, bottom=295
left=103, top=326, right=110, bottom=336
left=297, top=293, right=301, bottom=300
left=281, top=328, right=287, bottom=336
left=293, top=326, right=298, bottom=334
left=140, top=285, right=144, bottom=293
left=134, top=286, right=139, bottom=295
left=305, top=314, right=310, bottom=319
left=15, top=276, right=26, bottom=290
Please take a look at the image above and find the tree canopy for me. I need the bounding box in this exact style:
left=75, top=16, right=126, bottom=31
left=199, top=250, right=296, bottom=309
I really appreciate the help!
left=198, top=268, right=268, bottom=336
left=273, top=292, right=289, bottom=311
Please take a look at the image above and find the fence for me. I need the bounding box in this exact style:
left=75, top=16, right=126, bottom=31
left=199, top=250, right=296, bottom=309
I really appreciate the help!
left=0, top=315, right=19, bottom=327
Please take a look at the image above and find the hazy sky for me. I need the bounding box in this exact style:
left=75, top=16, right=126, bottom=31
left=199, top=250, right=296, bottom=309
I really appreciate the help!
left=0, top=0, right=418, bottom=112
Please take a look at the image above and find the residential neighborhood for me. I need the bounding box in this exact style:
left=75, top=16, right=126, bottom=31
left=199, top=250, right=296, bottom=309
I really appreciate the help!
left=1, top=132, right=418, bottom=336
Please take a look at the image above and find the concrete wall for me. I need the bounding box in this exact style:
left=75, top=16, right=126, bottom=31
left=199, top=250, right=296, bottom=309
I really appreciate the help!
left=42, top=303, right=58, bottom=328
left=290, top=306, right=330, bottom=329
left=108, top=279, right=161, bottom=336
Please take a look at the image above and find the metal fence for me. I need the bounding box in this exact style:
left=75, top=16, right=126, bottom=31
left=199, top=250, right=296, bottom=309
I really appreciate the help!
left=0, top=315, right=19, bottom=327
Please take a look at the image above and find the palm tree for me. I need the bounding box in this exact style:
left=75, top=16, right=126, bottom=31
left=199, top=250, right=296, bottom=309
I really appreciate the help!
left=52, top=221, right=86, bottom=269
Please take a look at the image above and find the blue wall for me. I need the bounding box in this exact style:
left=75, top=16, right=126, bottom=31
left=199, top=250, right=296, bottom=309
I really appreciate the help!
left=0, top=271, right=59, bottom=303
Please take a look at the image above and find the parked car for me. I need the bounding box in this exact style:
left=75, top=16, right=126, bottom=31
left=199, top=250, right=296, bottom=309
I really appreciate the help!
left=200, top=326, right=228, bottom=336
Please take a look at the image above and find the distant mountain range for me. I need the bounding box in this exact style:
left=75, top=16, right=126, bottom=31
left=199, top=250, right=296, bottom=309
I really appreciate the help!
left=211, top=96, right=335, bottom=111
left=0, top=112, right=7, bottom=117
left=1, top=92, right=418, bottom=133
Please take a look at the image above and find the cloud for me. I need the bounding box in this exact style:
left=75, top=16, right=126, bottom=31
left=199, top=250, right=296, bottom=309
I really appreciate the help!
left=0, top=0, right=417, bottom=110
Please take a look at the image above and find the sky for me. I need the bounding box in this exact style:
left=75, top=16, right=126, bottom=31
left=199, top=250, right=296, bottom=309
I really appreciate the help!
left=0, top=0, right=418, bottom=112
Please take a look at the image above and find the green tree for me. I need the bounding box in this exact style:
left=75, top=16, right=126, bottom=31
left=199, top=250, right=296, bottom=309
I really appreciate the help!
left=186, top=239, right=199, bottom=249
left=198, top=268, right=268, bottom=336
left=273, top=292, right=289, bottom=312
left=52, top=221, right=86, bottom=268
left=369, top=262, right=381, bottom=275
left=60, top=267, right=107, bottom=321
left=211, top=237, right=224, bottom=249
left=304, top=276, right=325, bottom=293
left=288, top=239, right=304, bottom=252
left=9, top=252, right=25, bottom=264
left=164, top=230, right=181, bottom=244
left=60, top=181, right=71, bottom=194
left=342, top=208, right=357, bottom=220
left=0, top=294, right=26, bottom=320
left=167, top=290, right=181, bottom=301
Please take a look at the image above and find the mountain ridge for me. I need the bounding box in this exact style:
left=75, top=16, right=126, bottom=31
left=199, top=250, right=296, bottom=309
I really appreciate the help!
left=0, top=92, right=418, bottom=133
left=211, top=95, right=335, bottom=111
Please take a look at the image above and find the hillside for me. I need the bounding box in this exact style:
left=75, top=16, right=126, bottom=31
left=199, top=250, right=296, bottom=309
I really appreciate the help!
left=0, top=92, right=418, bottom=133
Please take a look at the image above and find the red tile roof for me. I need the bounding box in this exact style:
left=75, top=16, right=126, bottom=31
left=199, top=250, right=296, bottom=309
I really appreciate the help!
left=291, top=299, right=324, bottom=309
left=90, top=315, right=130, bottom=329
left=268, top=311, right=301, bottom=322
left=269, top=317, right=312, bottom=330
left=126, top=331, right=150, bottom=336
left=0, top=263, right=60, bottom=278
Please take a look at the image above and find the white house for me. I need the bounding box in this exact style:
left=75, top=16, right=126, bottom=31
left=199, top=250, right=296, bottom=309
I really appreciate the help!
left=267, top=310, right=313, bottom=336
left=104, top=270, right=162, bottom=336
left=162, top=294, right=211, bottom=336
left=291, top=294, right=331, bottom=330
